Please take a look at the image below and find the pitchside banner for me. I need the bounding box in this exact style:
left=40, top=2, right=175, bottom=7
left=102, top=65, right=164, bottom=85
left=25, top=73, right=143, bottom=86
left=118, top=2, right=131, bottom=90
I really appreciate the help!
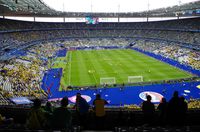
left=85, top=16, right=99, bottom=24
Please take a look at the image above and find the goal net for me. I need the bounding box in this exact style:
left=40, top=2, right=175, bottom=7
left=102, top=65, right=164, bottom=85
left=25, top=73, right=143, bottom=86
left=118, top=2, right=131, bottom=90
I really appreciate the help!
left=100, top=77, right=116, bottom=85
left=128, top=76, right=143, bottom=83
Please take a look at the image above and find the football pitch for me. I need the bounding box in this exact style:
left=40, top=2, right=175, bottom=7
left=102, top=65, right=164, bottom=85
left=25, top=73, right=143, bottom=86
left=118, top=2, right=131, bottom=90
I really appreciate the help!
left=54, top=49, right=193, bottom=89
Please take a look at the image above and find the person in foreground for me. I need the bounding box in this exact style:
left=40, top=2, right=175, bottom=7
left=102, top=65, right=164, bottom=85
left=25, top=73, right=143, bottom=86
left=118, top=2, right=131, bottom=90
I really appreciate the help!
left=74, top=93, right=89, bottom=129
left=26, top=98, right=46, bottom=129
left=142, top=95, right=155, bottom=126
left=51, top=97, right=72, bottom=131
left=93, top=94, right=108, bottom=130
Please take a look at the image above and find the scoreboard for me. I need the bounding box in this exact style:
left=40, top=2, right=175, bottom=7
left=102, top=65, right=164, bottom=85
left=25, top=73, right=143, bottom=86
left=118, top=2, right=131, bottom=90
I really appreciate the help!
left=85, top=16, right=99, bottom=24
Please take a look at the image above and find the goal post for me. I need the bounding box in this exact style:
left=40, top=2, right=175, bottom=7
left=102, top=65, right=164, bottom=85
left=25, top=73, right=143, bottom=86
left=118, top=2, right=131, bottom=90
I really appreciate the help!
left=100, top=77, right=116, bottom=85
left=128, top=76, right=143, bottom=83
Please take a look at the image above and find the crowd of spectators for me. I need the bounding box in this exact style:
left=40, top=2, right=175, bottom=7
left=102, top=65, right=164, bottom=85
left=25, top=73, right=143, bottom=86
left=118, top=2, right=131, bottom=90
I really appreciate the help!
left=0, top=17, right=200, bottom=57
left=15, top=93, right=107, bottom=130
left=0, top=42, right=66, bottom=105
left=62, top=38, right=130, bottom=47
left=1, top=91, right=198, bottom=131
left=0, top=28, right=199, bottom=57
left=133, top=40, right=200, bottom=70
left=187, top=99, right=200, bottom=109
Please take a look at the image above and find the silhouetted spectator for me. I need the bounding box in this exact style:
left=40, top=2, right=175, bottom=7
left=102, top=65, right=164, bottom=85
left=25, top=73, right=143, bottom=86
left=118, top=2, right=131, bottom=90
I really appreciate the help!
left=142, top=95, right=155, bottom=125
left=44, top=101, right=53, bottom=128
left=0, top=113, right=13, bottom=128
left=51, top=97, right=72, bottom=130
left=157, top=97, right=168, bottom=125
left=167, top=91, right=181, bottom=125
left=74, top=93, right=89, bottom=129
left=179, top=96, right=188, bottom=125
left=93, top=94, right=108, bottom=130
left=26, top=98, right=46, bottom=129
left=44, top=101, right=53, bottom=114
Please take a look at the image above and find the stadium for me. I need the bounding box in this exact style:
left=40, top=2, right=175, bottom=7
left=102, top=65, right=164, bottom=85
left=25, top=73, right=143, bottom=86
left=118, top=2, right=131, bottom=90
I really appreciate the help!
left=0, top=0, right=200, bottom=131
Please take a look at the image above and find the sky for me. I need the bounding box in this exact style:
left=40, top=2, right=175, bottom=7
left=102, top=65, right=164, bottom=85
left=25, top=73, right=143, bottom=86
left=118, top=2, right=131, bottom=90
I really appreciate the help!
left=42, top=0, right=199, bottom=13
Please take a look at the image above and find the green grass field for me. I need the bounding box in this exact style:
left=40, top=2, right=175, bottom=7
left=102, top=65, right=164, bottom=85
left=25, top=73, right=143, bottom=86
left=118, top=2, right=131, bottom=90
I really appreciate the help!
left=53, top=49, right=193, bottom=88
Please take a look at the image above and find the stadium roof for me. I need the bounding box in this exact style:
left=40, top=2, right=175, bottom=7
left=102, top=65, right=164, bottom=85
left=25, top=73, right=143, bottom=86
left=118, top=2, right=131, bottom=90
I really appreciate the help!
left=43, top=0, right=198, bottom=13
left=0, top=0, right=58, bottom=16
left=0, top=0, right=200, bottom=17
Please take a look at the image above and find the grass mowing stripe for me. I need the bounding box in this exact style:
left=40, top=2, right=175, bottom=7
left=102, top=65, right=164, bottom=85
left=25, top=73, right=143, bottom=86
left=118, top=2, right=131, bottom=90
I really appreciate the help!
left=100, top=50, right=125, bottom=83
left=79, top=51, right=93, bottom=85
left=90, top=50, right=113, bottom=84
left=71, top=51, right=92, bottom=86
left=85, top=51, right=98, bottom=85
left=91, top=50, right=115, bottom=84
left=114, top=50, right=148, bottom=75
left=105, top=50, right=136, bottom=79
left=68, top=51, right=72, bottom=85
left=71, top=51, right=81, bottom=85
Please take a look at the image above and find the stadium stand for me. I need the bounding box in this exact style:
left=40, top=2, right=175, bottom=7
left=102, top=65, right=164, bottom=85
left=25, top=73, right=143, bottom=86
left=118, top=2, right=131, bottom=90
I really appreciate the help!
left=132, top=40, right=200, bottom=70
left=0, top=0, right=200, bottom=131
